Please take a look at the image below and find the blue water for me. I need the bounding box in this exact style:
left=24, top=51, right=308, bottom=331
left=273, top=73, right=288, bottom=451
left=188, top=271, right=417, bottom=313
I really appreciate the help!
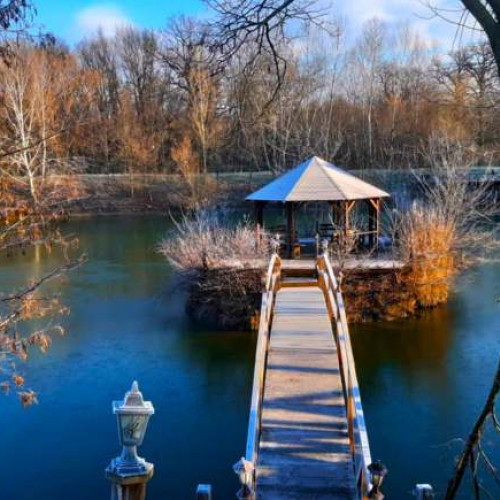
left=0, top=216, right=254, bottom=499
left=0, top=215, right=499, bottom=499
left=352, top=263, right=500, bottom=498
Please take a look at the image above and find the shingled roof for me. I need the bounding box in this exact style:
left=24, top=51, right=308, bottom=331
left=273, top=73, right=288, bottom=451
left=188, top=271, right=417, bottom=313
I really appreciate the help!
left=246, top=156, right=390, bottom=202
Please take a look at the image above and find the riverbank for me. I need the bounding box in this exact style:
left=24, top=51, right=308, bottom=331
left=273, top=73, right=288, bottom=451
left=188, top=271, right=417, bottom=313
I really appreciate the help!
left=53, top=172, right=270, bottom=217
left=53, top=166, right=500, bottom=217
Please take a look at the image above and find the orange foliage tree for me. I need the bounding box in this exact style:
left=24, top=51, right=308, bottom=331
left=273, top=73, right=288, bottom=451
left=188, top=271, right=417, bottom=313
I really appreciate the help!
left=0, top=43, right=96, bottom=206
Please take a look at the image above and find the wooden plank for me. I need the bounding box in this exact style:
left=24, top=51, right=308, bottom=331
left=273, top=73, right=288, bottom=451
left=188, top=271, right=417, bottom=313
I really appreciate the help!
left=281, top=259, right=317, bottom=271
left=256, top=287, right=356, bottom=499
left=281, top=258, right=404, bottom=271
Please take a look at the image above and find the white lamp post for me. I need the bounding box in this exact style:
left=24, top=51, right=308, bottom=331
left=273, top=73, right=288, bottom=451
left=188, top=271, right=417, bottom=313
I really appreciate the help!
left=368, top=461, right=388, bottom=499
left=414, top=484, right=434, bottom=499
left=233, top=457, right=255, bottom=499
left=106, top=381, right=155, bottom=500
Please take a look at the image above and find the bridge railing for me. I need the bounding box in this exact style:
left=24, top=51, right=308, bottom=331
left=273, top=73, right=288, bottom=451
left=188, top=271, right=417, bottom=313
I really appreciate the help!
left=236, top=250, right=282, bottom=494
left=317, top=252, right=373, bottom=499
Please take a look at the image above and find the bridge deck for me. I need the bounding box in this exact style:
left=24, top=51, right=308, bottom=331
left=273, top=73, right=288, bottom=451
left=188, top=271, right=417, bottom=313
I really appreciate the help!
left=256, top=286, right=356, bottom=499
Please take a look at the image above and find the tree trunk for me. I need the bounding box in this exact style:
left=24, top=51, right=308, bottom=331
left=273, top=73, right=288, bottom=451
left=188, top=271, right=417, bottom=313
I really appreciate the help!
left=444, top=356, right=500, bottom=499
left=460, top=1, right=500, bottom=78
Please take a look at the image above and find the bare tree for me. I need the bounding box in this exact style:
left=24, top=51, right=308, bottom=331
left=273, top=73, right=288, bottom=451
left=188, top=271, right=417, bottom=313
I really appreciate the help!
left=445, top=357, right=500, bottom=499
left=171, top=133, right=199, bottom=203
left=160, top=16, right=216, bottom=92
left=353, top=19, right=386, bottom=166
left=117, top=27, right=160, bottom=122
left=0, top=2, right=91, bottom=408
left=460, top=0, right=500, bottom=77
left=78, top=31, right=121, bottom=171
left=205, top=0, right=326, bottom=96
left=189, top=63, right=223, bottom=172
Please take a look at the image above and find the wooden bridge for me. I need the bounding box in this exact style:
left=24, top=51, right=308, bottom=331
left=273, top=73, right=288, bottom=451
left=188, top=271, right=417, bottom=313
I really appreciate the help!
left=235, top=252, right=373, bottom=499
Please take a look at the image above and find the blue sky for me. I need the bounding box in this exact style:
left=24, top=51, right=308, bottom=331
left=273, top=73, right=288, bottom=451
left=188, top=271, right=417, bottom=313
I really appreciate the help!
left=33, top=0, right=468, bottom=51
left=35, top=1, right=206, bottom=43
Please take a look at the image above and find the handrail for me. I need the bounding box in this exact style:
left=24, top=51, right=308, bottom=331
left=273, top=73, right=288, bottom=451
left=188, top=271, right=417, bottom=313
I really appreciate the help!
left=243, top=251, right=282, bottom=487
left=317, top=252, right=373, bottom=499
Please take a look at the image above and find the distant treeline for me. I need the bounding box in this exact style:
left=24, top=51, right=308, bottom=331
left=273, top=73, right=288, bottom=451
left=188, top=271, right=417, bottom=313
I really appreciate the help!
left=1, top=17, right=500, bottom=199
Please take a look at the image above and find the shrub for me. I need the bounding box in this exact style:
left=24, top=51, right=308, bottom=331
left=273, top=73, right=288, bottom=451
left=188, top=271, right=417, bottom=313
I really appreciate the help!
left=394, top=164, right=498, bottom=307
left=158, top=210, right=271, bottom=329
left=159, top=209, right=269, bottom=271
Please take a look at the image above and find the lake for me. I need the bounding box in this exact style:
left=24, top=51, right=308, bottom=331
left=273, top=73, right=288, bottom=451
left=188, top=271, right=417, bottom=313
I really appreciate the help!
left=0, top=215, right=498, bottom=499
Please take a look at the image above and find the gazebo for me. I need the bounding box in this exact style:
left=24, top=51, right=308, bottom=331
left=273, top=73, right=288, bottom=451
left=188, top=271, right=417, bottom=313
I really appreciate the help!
left=246, top=156, right=390, bottom=258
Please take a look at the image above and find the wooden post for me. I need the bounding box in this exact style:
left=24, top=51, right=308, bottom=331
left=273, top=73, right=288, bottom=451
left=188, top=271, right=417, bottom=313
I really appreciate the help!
left=414, top=484, right=434, bottom=499
left=285, top=202, right=296, bottom=259
left=254, top=201, right=265, bottom=249
left=344, top=201, right=349, bottom=237
left=107, top=467, right=154, bottom=500
left=331, top=201, right=343, bottom=249
left=344, top=201, right=356, bottom=252
left=332, top=201, right=343, bottom=228
left=345, top=201, right=356, bottom=232
left=368, top=199, right=380, bottom=250
left=196, top=484, right=213, bottom=500
left=255, top=201, right=264, bottom=229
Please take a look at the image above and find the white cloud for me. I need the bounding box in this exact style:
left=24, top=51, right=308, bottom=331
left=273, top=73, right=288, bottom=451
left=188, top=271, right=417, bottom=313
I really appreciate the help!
left=75, top=4, right=132, bottom=38
left=337, top=0, right=479, bottom=52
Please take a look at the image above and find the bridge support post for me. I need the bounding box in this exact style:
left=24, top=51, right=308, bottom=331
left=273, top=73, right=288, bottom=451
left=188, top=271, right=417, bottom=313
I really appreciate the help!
left=196, top=484, right=213, bottom=499
left=107, top=468, right=154, bottom=500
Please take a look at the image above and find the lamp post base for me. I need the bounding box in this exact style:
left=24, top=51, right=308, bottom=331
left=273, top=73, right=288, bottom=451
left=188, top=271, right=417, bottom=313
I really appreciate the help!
left=106, top=461, right=154, bottom=500
left=236, top=486, right=255, bottom=500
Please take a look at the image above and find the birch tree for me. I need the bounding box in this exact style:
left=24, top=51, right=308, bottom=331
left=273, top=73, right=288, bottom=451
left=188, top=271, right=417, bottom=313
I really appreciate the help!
left=0, top=44, right=94, bottom=205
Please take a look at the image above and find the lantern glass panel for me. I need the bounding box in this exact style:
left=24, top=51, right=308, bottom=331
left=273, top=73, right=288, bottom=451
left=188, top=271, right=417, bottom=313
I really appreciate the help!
left=118, top=414, right=149, bottom=447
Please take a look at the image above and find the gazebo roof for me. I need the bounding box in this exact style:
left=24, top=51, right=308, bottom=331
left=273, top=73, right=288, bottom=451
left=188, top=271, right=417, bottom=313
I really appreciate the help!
left=246, top=156, right=390, bottom=202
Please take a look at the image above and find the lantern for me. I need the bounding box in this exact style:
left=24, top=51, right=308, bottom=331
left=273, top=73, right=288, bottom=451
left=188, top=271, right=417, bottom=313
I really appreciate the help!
left=368, top=460, right=388, bottom=499
left=110, top=381, right=154, bottom=476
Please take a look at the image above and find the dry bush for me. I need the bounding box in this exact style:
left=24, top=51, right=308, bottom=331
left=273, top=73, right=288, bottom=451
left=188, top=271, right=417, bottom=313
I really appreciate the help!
left=159, top=209, right=269, bottom=270
left=341, top=161, right=498, bottom=319
left=159, top=209, right=271, bottom=329
left=397, top=206, right=456, bottom=306
left=393, top=157, right=498, bottom=307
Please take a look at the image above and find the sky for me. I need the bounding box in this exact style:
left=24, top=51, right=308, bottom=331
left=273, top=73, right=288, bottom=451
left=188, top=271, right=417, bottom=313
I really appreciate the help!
left=33, top=0, right=474, bottom=51
left=34, top=0, right=206, bottom=43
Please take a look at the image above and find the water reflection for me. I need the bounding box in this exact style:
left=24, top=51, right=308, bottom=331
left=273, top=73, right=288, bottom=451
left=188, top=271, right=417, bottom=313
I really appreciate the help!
left=353, top=306, right=454, bottom=374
